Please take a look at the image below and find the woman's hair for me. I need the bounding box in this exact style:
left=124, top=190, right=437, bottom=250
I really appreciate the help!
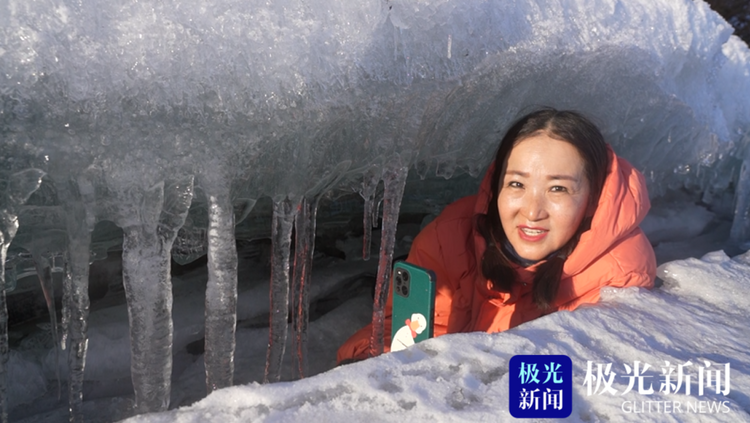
left=476, top=108, right=610, bottom=310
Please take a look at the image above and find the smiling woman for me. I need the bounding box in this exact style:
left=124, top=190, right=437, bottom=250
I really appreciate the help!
left=481, top=109, right=611, bottom=311
left=498, top=135, right=592, bottom=261
left=338, top=108, right=656, bottom=363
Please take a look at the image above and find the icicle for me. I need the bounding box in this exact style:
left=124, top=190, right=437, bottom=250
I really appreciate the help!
left=264, top=197, right=297, bottom=383
left=368, top=162, right=408, bottom=357
left=731, top=159, right=750, bottom=243
left=291, top=197, right=318, bottom=379
left=359, top=168, right=380, bottom=261
left=374, top=190, right=385, bottom=226
left=120, top=226, right=170, bottom=414
left=0, top=229, right=12, bottom=423
left=64, top=206, right=92, bottom=422
left=0, top=169, right=44, bottom=423
left=117, top=177, right=193, bottom=414
left=58, top=170, right=101, bottom=422
left=31, top=252, right=62, bottom=401
left=290, top=161, right=348, bottom=378
left=204, top=179, right=239, bottom=393
left=60, top=259, right=71, bottom=352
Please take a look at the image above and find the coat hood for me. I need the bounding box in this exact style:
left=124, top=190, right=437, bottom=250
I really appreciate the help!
left=471, top=145, right=651, bottom=278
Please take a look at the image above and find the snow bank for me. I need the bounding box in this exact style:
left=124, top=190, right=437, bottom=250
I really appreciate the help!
left=122, top=250, right=750, bottom=422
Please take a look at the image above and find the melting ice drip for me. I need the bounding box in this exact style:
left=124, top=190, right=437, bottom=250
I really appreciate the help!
left=1, top=0, right=750, bottom=420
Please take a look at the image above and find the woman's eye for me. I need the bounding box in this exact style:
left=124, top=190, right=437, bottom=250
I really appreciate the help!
left=550, top=186, right=568, bottom=193
left=508, top=181, right=523, bottom=188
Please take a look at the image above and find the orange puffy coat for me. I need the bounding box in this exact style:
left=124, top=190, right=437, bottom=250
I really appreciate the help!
left=337, top=146, right=656, bottom=363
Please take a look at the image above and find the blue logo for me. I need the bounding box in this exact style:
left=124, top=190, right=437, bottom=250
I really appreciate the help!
left=509, top=355, right=572, bottom=418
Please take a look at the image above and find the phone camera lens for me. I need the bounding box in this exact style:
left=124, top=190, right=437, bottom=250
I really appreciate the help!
left=394, top=268, right=410, bottom=297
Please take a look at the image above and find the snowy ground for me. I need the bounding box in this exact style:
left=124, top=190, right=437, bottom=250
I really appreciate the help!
left=124, top=251, right=750, bottom=423
left=8, top=193, right=750, bottom=423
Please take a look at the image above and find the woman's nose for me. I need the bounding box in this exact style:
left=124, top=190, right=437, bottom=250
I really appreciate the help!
left=521, top=192, right=548, bottom=221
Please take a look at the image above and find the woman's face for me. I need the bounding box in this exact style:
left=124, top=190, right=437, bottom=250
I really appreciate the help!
left=497, top=132, right=591, bottom=262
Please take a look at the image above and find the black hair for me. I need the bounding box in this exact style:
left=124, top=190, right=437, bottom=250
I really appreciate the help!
left=476, top=108, right=609, bottom=310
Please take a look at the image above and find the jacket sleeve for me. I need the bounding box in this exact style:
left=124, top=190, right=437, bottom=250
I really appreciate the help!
left=336, top=217, right=449, bottom=364
left=335, top=292, right=393, bottom=363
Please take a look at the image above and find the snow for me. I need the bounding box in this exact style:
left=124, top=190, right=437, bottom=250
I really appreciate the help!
left=118, top=247, right=750, bottom=423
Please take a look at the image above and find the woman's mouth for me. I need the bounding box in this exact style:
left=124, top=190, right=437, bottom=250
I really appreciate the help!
left=518, top=226, right=548, bottom=241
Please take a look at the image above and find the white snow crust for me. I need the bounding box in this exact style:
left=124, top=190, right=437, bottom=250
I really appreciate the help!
left=120, top=249, right=750, bottom=423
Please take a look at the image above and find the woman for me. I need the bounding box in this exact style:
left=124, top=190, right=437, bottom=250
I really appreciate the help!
left=337, top=108, right=656, bottom=363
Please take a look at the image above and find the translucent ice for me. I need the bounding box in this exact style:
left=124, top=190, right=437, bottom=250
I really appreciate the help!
left=291, top=197, right=316, bottom=379
left=110, top=174, right=194, bottom=414
left=2, top=0, right=750, bottom=420
left=264, top=198, right=297, bottom=383
left=2, top=0, right=747, bottom=201
left=202, top=172, right=239, bottom=393
left=369, top=162, right=409, bottom=357
left=0, top=167, right=44, bottom=423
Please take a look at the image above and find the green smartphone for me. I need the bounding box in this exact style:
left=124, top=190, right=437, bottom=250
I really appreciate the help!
left=390, top=261, right=436, bottom=352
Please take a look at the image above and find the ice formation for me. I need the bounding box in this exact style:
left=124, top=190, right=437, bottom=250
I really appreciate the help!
left=120, top=250, right=750, bottom=423
left=0, top=164, right=45, bottom=422
left=1, top=0, right=749, bottom=420
left=203, top=171, right=238, bottom=393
